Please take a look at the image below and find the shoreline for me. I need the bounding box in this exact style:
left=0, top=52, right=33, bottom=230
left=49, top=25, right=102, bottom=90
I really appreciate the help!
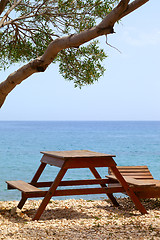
left=0, top=198, right=160, bottom=239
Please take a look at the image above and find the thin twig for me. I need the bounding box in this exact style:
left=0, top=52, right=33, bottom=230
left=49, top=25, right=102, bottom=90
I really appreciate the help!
left=106, top=35, right=122, bottom=53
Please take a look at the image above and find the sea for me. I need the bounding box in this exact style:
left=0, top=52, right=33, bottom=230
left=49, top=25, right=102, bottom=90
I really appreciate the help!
left=0, top=121, right=160, bottom=201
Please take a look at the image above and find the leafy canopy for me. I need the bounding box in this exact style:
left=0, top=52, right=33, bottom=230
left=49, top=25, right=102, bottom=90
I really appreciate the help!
left=0, top=0, right=118, bottom=87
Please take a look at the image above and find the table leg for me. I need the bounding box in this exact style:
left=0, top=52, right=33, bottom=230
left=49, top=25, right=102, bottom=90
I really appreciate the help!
left=89, top=167, right=119, bottom=207
left=33, top=167, right=67, bottom=220
left=17, top=162, right=47, bottom=209
left=31, top=162, right=47, bottom=183
left=17, top=194, right=28, bottom=209
left=110, top=166, right=147, bottom=214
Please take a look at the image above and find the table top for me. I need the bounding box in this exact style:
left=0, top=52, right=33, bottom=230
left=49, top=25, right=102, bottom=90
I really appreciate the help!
left=41, top=150, right=116, bottom=159
left=40, top=150, right=116, bottom=168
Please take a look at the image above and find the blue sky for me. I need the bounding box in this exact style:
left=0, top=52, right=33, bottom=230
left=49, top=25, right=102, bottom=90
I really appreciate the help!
left=0, top=1, right=160, bottom=121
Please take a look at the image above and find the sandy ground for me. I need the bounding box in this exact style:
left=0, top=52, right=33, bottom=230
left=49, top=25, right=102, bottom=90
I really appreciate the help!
left=0, top=198, right=160, bottom=239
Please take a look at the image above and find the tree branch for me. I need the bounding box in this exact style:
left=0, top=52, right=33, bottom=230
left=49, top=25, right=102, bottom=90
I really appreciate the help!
left=0, top=0, right=9, bottom=15
left=97, top=0, right=130, bottom=32
left=0, top=0, right=150, bottom=108
left=119, top=0, right=149, bottom=19
left=0, top=0, right=22, bottom=27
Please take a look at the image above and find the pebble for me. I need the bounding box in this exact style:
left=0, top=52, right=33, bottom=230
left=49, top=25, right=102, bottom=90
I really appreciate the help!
left=0, top=198, right=160, bottom=239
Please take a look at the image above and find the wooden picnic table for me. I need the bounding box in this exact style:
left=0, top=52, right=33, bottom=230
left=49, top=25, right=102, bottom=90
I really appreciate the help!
left=6, top=150, right=147, bottom=220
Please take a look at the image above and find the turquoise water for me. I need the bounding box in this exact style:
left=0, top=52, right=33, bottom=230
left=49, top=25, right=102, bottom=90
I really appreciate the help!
left=0, top=121, right=160, bottom=201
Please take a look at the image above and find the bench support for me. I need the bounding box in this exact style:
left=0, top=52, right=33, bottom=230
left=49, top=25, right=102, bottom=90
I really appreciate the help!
left=18, top=162, right=47, bottom=209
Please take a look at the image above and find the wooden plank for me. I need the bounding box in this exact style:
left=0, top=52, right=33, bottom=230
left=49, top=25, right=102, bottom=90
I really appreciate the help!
left=54, top=187, right=124, bottom=196
left=106, top=175, right=156, bottom=187
left=110, top=166, right=150, bottom=172
left=114, top=176, right=153, bottom=179
left=31, top=178, right=111, bottom=188
left=117, top=169, right=151, bottom=172
left=41, top=150, right=116, bottom=159
left=117, top=166, right=149, bottom=169
left=133, top=179, right=160, bottom=186
left=23, top=186, right=125, bottom=197
left=116, top=171, right=152, bottom=176
left=41, top=155, right=64, bottom=167
left=23, top=191, right=47, bottom=198
left=60, top=178, right=111, bottom=185
left=63, top=157, right=116, bottom=168
left=6, top=180, right=43, bottom=194
left=121, top=176, right=153, bottom=179
left=115, top=173, right=153, bottom=176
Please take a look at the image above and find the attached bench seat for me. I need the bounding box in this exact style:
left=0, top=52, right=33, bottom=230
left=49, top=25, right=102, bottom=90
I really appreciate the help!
left=107, top=166, right=160, bottom=199
left=109, top=166, right=154, bottom=179
left=6, top=180, right=46, bottom=198
left=106, top=174, right=156, bottom=187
